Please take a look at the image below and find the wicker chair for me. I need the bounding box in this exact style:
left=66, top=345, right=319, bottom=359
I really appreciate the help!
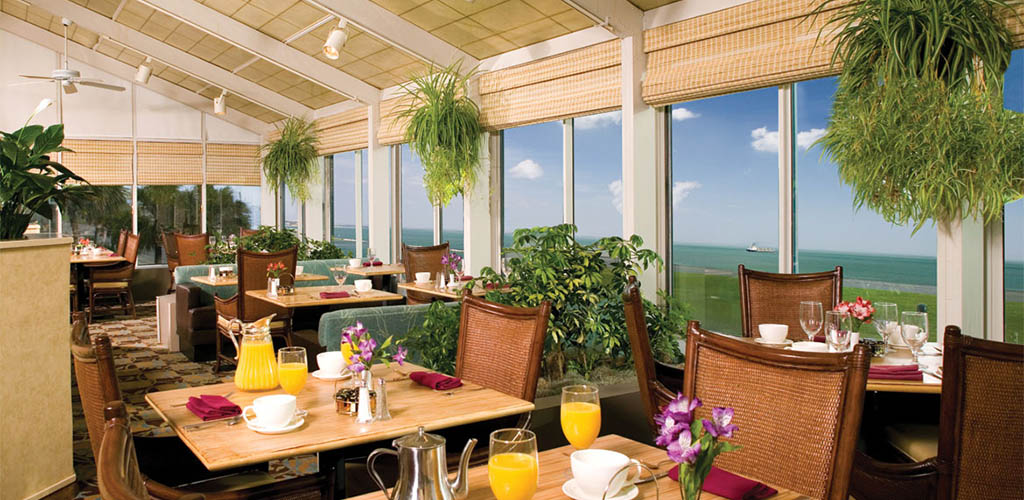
left=851, top=325, right=1024, bottom=500
left=163, top=231, right=180, bottom=286
left=738, top=264, right=843, bottom=340
left=623, top=277, right=682, bottom=438
left=175, top=233, right=209, bottom=266
left=87, top=233, right=139, bottom=322
left=402, top=242, right=450, bottom=305
left=213, top=247, right=297, bottom=372
left=115, top=229, right=128, bottom=256
left=683, top=321, right=869, bottom=500
left=240, top=228, right=259, bottom=238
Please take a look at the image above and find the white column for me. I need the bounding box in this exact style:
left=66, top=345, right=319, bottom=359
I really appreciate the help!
left=464, top=132, right=495, bottom=275
left=303, top=157, right=326, bottom=240
left=777, top=85, right=794, bottom=273
left=563, top=119, right=574, bottom=225
left=353, top=150, right=364, bottom=259
left=367, top=103, right=392, bottom=263
left=937, top=215, right=988, bottom=339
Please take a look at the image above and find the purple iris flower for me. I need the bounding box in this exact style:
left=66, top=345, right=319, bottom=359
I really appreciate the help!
left=341, top=331, right=352, bottom=345
left=358, top=337, right=377, bottom=355
left=702, top=407, right=739, bottom=439
left=667, top=428, right=701, bottom=465
left=666, top=394, right=702, bottom=416
left=348, top=361, right=366, bottom=373
left=393, top=346, right=408, bottom=365
left=654, top=413, right=688, bottom=447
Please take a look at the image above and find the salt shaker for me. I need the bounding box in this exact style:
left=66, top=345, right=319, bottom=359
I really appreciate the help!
left=375, top=378, right=392, bottom=421
left=436, top=271, right=446, bottom=291
left=356, top=384, right=374, bottom=423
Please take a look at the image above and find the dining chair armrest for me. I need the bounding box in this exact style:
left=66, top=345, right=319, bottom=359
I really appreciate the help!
left=213, top=294, right=238, bottom=319
left=849, top=450, right=941, bottom=500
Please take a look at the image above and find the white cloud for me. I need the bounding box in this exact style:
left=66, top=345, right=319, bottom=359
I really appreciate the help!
left=509, top=159, right=543, bottom=180
left=609, top=180, right=623, bottom=214
left=575, top=111, right=621, bottom=130
left=750, top=126, right=828, bottom=152
left=797, top=128, right=826, bottom=149
left=671, top=107, right=700, bottom=121
left=672, top=181, right=701, bottom=207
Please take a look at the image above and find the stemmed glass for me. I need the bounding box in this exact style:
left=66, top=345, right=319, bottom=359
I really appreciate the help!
left=329, top=266, right=348, bottom=292
left=277, top=346, right=307, bottom=395
left=874, top=302, right=899, bottom=350
left=561, top=385, right=601, bottom=449
left=367, top=247, right=376, bottom=264
left=825, top=311, right=851, bottom=352
left=489, top=429, right=539, bottom=500
left=900, top=311, right=929, bottom=367
left=799, top=301, right=823, bottom=342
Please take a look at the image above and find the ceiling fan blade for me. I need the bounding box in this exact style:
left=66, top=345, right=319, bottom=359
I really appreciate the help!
left=8, top=81, right=53, bottom=87
left=18, top=75, right=56, bottom=80
left=76, top=80, right=125, bottom=92
left=62, top=81, right=78, bottom=94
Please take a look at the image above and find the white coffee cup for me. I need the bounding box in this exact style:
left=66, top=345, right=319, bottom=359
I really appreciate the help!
left=758, top=323, right=789, bottom=343
left=242, top=394, right=296, bottom=429
left=295, top=265, right=304, bottom=275
left=570, top=449, right=641, bottom=499
left=791, top=341, right=828, bottom=353
left=348, top=258, right=361, bottom=268
left=317, top=351, right=346, bottom=375
left=354, top=279, right=372, bottom=292
left=415, top=272, right=431, bottom=284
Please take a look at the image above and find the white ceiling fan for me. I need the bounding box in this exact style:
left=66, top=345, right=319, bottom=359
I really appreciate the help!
left=11, top=17, right=125, bottom=94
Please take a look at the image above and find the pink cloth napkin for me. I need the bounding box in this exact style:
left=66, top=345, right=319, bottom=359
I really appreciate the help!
left=410, top=371, right=463, bottom=390
left=362, top=261, right=384, bottom=267
left=457, top=275, right=473, bottom=281
left=320, top=291, right=350, bottom=299
left=186, top=395, right=241, bottom=421
left=813, top=334, right=826, bottom=343
left=869, top=364, right=922, bottom=381
left=107, top=252, right=118, bottom=257
left=668, top=465, right=777, bottom=500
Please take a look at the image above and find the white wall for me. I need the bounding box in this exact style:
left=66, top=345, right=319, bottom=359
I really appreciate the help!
left=206, top=113, right=260, bottom=143
left=136, top=86, right=202, bottom=140
left=0, top=29, right=58, bottom=131
left=62, top=64, right=132, bottom=138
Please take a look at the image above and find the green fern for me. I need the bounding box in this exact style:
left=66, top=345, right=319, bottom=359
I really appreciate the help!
left=261, top=116, right=320, bottom=202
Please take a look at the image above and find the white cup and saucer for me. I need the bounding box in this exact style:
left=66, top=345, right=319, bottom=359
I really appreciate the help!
left=354, top=279, right=373, bottom=293
left=295, top=265, right=304, bottom=276
left=414, top=272, right=431, bottom=285
left=348, top=258, right=361, bottom=269
left=790, top=341, right=828, bottom=353
left=562, top=449, right=642, bottom=500
left=313, top=351, right=351, bottom=381
left=755, top=324, right=792, bottom=346
left=242, top=395, right=306, bottom=434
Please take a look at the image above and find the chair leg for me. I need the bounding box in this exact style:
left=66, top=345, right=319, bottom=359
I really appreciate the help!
left=127, top=287, right=136, bottom=319
left=88, top=287, right=95, bottom=323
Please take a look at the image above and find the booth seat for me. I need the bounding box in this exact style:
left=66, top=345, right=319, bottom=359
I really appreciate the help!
left=317, top=302, right=459, bottom=363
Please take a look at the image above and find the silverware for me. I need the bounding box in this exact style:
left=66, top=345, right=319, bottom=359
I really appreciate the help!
left=639, top=458, right=674, bottom=470
left=183, top=414, right=241, bottom=431
left=172, top=391, right=234, bottom=408
left=923, top=368, right=943, bottom=380
left=636, top=471, right=670, bottom=484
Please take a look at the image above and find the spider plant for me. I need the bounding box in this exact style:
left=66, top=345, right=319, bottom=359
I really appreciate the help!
left=399, top=61, right=484, bottom=206
left=261, top=116, right=319, bottom=202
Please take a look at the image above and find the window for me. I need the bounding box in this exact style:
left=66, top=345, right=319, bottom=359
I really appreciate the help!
left=1004, top=49, right=1023, bottom=343
left=282, top=188, right=301, bottom=235
left=573, top=111, right=622, bottom=241
left=61, top=185, right=132, bottom=250
left=206, top=185, right=259, bottom=237
left=443, top=196, right=464, bottom=252
left=502, top=121, right=563, bottom=247
left=670, top=88, right=779, bottom=334
left=795, top=77, right=937, bottom=340
left=400, top=145, right=434, bottom=249
left=137, top=185, right=201, bottom=265
left=331, top=151, right=365, bottom=256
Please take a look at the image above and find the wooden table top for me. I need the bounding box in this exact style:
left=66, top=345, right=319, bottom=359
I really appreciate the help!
left=70, top=250, right=125, bottom=265
left=350, top=434, right=801, bottom=500
left=191, top=273, right=328, bottom=286
left=246, top=285, right=403, bottom=308
left=397, top=281, right=486, bottom=300
left=145, top=363, right=535, bottom=471
left=346, top=263, right=406, bottom=277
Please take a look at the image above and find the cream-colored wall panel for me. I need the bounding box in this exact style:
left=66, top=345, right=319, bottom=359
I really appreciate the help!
left=207, top=113, right=261, bottom=143
left=0, top=29, right=58, bottom=132
left=136, top=85, right=202, bottom=139
left=62, top=58, right=132, bottom=138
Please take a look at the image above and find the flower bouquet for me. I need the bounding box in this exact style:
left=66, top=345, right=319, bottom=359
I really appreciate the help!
left=834, top=296, right=875, bottom=331
left=656, top=393, right=741, bottom=500
left=341, top=321, right=407, bottom=376
left=441, top=252, right=463, bottom=285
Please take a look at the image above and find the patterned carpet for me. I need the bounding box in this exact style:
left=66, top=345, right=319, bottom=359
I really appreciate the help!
left=72, top=303, right=317, bottom=499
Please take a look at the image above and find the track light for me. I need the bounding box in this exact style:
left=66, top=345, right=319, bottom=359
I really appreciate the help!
left=214, top=90, right=227, bottom=115
left=135, top=57, right=152, bottom=84
left=322, top=19, right=348, bottom=60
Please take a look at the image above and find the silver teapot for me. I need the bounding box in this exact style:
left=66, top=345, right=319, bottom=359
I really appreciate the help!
left=367, top=426, right=477, bottom=500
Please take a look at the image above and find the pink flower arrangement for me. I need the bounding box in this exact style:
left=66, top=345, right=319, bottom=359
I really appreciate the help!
left=834, top=296, right=875, bottom=330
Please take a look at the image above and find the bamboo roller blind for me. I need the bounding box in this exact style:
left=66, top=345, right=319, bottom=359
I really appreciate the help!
left=207, top=143, right=261, bottom=186
left=61, top=139, right=133, bottom=185
left=316, top=107, right=368, bottom=154
left=137, top=141, right=203, bottom=185
left=378, top=96, right=413, bottom=146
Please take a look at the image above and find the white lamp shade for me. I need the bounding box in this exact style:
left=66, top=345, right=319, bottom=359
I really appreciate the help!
left=323, top=27, right=347, bottom=60
left=135, top=63, right=152, bottom=84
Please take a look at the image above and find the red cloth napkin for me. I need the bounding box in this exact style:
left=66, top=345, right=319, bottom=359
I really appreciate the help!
left=668, top=465, right=777, bottom=500
left=362, top=261, right=384, bottom=267
left=107, top=252, right=118, bottom=257
left=320, top=291, right=350, bottom=299
left=185, top=395, right=241, bottom=421
left=869, top=364, right=922, bottom=380
left=457, top=275, right=473, bottom=281
left=410, top=371, right=463, bottom=390
left=813, top=334, right=826, bottom=343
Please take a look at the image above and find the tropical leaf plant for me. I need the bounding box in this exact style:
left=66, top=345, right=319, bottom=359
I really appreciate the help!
left=261, top=116, right=319, bottom=203
left=399, top=61, right=484, bottom=206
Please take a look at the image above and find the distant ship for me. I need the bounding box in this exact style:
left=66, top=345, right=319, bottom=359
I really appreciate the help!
left=746, top=242, right=777, bottom=253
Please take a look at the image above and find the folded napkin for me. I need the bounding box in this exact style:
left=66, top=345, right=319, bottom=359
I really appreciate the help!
left=813, top=334, right=825, bottom=343
left=410, top=371, right=463, bottom=390
left=107, top=252, right=118, bottom=257
left=362, top=261, right=384, bottom=267
left=869, top=364, right=922, bottom=381
left=320, top=291, right=350, bottom=299
left=186, top=395, right=241, bottom=421
left=457, top=275, right=473, bottom=281
left=668, top=465, right=777, bottom=500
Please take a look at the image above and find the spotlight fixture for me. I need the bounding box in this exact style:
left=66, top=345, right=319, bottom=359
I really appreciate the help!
left=322, top=19, right=348, bottom=60
left=135, top=57, right=152, bottom=84
left=214, top=90, right=227, bottom=115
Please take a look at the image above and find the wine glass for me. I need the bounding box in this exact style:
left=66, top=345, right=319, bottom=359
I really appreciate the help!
left=489, top=428, right=538, bottom=500
left=329, top=266, right=348, bottom=292
left=799, top=301, right=823, bottom=342
left=825, top=311, right=851, bottom=352
left=367, top=247, right=376, bottom=264
left=900, top=311, right=929, bottom=367
left=277, top=346, right=307, bottom=395
left=874, top=302, right=899, bottom=350
left=561, top=385, right=600, bottom=449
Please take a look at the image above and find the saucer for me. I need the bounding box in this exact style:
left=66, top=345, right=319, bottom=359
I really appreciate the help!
left=246, top=411, right=305, bottom=435
left=414, top=280, right=431, bottom=286
left=312, top=369, right=351, bottom=381
left=755, top=338, right=793, bottom=346
left=562, top=479, right=638, bottom=500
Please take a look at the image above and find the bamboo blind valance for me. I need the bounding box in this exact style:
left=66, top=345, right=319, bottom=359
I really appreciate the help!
left=378, top=96, right=412, bottom=146
left=60, top=139, right=133, bottom=185
left=137, top=141, right=203, bottom=185
left=316, top=107, right=368, bottom=155
left=207, top=143, right=261, bottom=186
left=479, top=40, right=621, bottom=130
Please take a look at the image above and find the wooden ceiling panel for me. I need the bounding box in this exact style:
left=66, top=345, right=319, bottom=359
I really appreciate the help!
left=462, top=34, right=516, bottom=59
left=403, top=0, right=463, bottom=32
left=200, top=0, right=246, bottom=16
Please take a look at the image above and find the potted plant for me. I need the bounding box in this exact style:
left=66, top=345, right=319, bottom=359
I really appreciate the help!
left=261, top=116, right=319, bottom=208
left=399, top=61, right=484, bottom=207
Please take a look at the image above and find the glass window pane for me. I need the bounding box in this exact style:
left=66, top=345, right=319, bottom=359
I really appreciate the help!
left=1004, top=49, right=1023, bottom=343
left=443, top=196, right=464, bottom=253
left=795, top=77, right=938, bottom=340
left=138, top=185, right=201, bottom=265
left=503, top=121, right=563, bottom=247
left=61, top=185, right=132, bottom=249
left=573, top=111, right=622, bottom=242
left=331, top=151, right=359, bottom=256
left=670, top=88, right=779, bottom=334
left=401, top=145, right=434, bottom=248
left=283, top=188, right=300, bottom=234
left=361, top=151, right=370, bottom=257
left=206, top=185, right=259, bottom=237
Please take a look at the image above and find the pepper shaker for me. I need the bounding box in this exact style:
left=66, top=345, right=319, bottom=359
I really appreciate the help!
left=375, top=378, right=392, bottom=421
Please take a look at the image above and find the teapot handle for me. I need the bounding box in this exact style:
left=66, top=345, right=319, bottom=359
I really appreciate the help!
left=367, top=448, right=399, bottom=500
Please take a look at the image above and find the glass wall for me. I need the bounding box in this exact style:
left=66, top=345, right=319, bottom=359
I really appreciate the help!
left=61, top=185, right=132, bottom=250
left=1004, top=49, right=1023, bottom=343
left=282, top=188, right=301, bottom=234
left=670, top=88, right=779, bottom=334
left=502, top=121, right=563, bottom=247
left=443, top=196, right=464, bottom=252
left=138, top=185, right=201, bottom=265
left=331, top=151, right=367, bottom=256
left=400, top=145, right=434, bottom=249
left=573, top=111, right=622, bottom=241
left=207, top=185, right=259, bottom=237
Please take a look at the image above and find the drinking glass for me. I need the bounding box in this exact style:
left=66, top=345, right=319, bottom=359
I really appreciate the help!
left=367, top=247, right=376, bottom=263
left=825, top=311, right=851, bottom=352
left=489, top=429, right=539, bottom=500
left=799, top=301, right=823, bottom=342
left=277, top=346, right=307, bottom=395
left=900, top=311, right=929, bottom=367
left=874, top=302, right=899, bottom=349
left=329, top=266, right=348, bottom=292
left=561, top=385, right=601, bottom=449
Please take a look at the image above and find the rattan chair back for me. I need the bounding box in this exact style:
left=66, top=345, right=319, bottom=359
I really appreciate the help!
left=237, top=247, right=296, bottom=322
left=683, top=321, right=869, bottom=499
left=403, top=242, right=450, bottom=304
left=240, top=228, right=259, bottom=238
left=455, top=296, right=550, bottom=401
left=116, top=229, right=128, bottom=256
left=738, top=265, right=842, bottom=340
left=70, top=313, right=122, bottom=463
left=123, top=233, right=140, bottom=267
left=937, top=325, right=1024, bottom=500
left=174, top=233, right=209, bottom=266
left=623, top=277, right=681, bottom=437
left=98, top=401, right=150, bottom=500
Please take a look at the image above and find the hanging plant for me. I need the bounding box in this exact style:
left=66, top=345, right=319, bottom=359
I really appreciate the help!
left=261, top=116, right=319, bottom=202
left=399, top=61, right=484, bottom=207
left=813, top=0, right=1024, bottom=230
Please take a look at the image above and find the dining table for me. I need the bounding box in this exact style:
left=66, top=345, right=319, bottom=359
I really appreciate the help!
left=350, top=434, right=803, bottom=500
left=69, top=249, right=125, bottom=265
left=397, top=281, right=488, bottom=301
left=246, top=285, right=404, bottom=308
left=190, top=273, right=329, bottom=287
left=345, top=262, right=406, bottom=292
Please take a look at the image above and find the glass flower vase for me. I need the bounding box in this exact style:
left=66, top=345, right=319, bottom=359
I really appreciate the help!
left=678, top=464, right=704, bottom=500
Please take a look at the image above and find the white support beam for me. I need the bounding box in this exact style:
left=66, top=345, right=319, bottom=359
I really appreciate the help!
left=563, top=0, right=642, bottom=37
left=0, top=13, right=270, bottom=134
left=136, top=0, right=379, bottom=104
left=307, top=0, right=478, bottom=67
left=367, top=102, right=392, bottom=263
left=643, top=0, right=753, bottom=30
left=477, top=26, right=615, bottom=73
left=31, top=0, right=312, bottom=118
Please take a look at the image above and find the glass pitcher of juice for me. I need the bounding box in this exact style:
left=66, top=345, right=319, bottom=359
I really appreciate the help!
left=228, top=314, right=279, bottom=391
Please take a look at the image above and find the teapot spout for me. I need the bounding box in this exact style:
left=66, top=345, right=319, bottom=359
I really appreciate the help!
left=449, top=438, right=477, bottom=499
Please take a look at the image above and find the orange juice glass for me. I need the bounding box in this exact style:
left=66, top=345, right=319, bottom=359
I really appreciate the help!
left=560, top=385, right=601, bottom=449
left=277, top=347, right=307, bottom=395
left=489, top=429, right=538, bottom=500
